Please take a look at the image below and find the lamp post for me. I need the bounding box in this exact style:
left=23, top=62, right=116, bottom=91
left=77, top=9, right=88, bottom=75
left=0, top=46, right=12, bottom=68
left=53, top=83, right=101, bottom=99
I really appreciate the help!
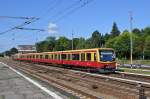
left=72, top=30, right=74, bottom=50
left=129, top=11, right=133, bottom=66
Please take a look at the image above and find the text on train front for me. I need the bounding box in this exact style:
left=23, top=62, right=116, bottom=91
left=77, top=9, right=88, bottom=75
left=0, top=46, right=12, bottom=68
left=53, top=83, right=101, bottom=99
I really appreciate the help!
left=99, top=50, right=116, bottom=62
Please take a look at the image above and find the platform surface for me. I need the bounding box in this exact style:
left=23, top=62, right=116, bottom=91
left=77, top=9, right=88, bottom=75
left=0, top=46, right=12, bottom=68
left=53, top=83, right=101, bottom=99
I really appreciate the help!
left=0, top=63, right=64, bottom=99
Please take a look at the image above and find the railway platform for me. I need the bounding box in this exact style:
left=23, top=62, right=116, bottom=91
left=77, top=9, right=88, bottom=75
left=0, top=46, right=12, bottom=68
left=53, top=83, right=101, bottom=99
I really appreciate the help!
left=0, top=62, right=67, bottom=99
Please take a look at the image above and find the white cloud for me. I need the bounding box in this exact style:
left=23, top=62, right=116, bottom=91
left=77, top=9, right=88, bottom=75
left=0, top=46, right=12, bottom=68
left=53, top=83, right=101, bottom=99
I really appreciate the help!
left=48, top=23, right=59, bottom=34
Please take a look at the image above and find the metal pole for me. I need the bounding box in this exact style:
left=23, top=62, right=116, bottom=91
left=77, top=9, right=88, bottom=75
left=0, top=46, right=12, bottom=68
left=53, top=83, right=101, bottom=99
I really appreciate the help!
left=129, top=11, right=133, bottom=66
left=143, top=48, right=145, bottom=60
left=72, top=30, right=74, bottom=50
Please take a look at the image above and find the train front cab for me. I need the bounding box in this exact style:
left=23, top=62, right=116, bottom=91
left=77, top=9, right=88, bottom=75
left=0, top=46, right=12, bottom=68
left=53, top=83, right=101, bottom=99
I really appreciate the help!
left=97, top=48, right=117, bottom=73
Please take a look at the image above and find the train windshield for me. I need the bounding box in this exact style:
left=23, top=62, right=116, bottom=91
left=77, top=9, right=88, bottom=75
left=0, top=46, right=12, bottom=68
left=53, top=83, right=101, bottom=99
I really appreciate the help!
left=99, top=50, right=115, bottom=62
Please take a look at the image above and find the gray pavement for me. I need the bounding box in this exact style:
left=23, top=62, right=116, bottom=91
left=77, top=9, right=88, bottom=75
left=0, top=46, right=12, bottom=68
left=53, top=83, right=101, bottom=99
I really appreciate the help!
left=0, top=63, right=64, bottom=99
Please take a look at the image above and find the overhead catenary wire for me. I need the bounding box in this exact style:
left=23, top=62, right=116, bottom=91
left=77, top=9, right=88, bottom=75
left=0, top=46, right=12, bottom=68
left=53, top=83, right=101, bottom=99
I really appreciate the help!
left=16, top=27, right=46, bottom=31
left=0, top=16, right=38, bottom=20
left=53, top=0, right=94, bottom=22
left=0, top=0, right=59, bottom=36
left=0, top=0, right=93, bottom=35
left=0, top=0, right=94, bottom=37
left=49, top=0, right=83, bottom=20
left=0, top=17, right=40, bottom=35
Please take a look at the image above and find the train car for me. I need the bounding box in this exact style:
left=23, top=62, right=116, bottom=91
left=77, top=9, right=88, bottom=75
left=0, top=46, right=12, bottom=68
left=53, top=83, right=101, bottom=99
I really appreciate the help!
left=13, top=48, right=117, bottom=73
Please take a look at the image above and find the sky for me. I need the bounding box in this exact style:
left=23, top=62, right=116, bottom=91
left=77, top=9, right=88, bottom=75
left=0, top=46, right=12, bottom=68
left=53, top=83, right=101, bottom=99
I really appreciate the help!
left=0, top=0, right=150, bottom=52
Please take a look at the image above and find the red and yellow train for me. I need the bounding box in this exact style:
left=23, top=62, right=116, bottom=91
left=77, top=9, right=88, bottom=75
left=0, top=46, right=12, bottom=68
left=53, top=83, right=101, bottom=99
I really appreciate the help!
left=13, top=48, right=117, bottom=73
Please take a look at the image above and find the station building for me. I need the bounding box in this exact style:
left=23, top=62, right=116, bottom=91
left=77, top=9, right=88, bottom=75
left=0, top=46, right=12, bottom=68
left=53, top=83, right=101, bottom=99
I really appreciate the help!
left=17, top=45, right=36, bottom=54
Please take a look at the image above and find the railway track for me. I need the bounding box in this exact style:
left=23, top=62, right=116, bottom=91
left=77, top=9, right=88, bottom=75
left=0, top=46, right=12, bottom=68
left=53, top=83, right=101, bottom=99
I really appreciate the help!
left=17, top=61, right=150, bottom=84
left=1, top=59, right=150, bottom=99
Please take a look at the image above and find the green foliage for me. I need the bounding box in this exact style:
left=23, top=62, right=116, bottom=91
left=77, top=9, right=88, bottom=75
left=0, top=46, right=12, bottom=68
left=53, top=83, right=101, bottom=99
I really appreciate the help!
left=144, top=27, right=150, bottom=35
left=110, top=22, right=120, bottom=37
left=2, top=47, right=18, bottom=56
left=36, top=37, right=56, bottom=52
left=91, top=30, right=102, bottom=48
left=105, top=31, right=141, bottom=59
left=54, top=37, right=70, bottom=51
left=34, top=23, right=150, bottom=59
left=144, top=36, right=150, bottom=59
left=132, top=28, right=142, bottom=36
left=4, top=51, right=11, bottom=56
left=84, top=30, right=102, bottom=48
left=36, top=41, right=49, bottom=52
left=0, top=53, right=4, bottom=57
left=10, top=47, right=18, bottom=55
left=72, top=38, right=79, bottom=50
left=106, top=31, right=130, bottom=59
left=76, top=37, right=86, bottom=49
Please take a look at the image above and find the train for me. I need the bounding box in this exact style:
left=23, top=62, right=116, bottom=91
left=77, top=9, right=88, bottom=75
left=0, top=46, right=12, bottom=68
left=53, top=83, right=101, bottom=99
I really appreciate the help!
left=13, top=48, right=117, bottom=73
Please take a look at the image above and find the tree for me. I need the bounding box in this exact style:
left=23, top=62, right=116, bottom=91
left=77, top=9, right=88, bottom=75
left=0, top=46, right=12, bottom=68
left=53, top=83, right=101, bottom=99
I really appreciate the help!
left=10, top=47, right=18, bottom=55
left=105, top=30, right=139, bottom=59
left=110, top=22, right=120, bottom=37
left=54, top=37, right=70, bottom=51
left=144, top=27, right=150, bottom=35
left=0, top=53, right=4, bottom=57
left=85, top=38, right=92, bottom=48
left=132, top=28, right=142, bottom=36
left=112, top=31, right=130, bottom=59
left=76, top=37, right=86, bottom=49
left=46, top=36, right=56, bottom=51
left=72, top=38, right=79, bottom=50
left=102, top=33, right=111, bottom=46
left=105, top=37, right=117, bottom=48
left=90, top=30, right=102, bottom=48
left=36, top=41, right=49, bottom=52
left=144, top=36, right=150, bottom=59
left=36, top=36, right=56, bottom=52
left=46, top=36, right=56, bottom=42
left=4, top=51, right=11, bottom=56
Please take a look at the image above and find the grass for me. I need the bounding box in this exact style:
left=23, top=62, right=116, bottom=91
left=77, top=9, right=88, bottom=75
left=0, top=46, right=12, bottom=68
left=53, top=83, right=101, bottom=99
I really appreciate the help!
left=119, top=67, right=150, bottom=75
left=117, top=60, right=150, bottom=65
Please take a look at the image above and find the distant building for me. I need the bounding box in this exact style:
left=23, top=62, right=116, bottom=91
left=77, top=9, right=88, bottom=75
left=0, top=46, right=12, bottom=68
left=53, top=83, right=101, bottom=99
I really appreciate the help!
left=17, top=45, right=36, bottom=54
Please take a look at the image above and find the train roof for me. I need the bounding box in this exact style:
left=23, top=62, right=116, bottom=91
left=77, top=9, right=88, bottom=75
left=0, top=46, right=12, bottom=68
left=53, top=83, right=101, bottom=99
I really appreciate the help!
left=19, top=48, right=114, bottom=55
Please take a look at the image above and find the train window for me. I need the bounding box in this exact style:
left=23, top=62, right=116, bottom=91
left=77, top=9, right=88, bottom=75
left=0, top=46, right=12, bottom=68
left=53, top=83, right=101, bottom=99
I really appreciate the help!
left=54, top=54, right=57, bottom=60
left=36, top=55, right=39, bottom=59
left=33, top=55, right=35, bottom=59
left=57, top=54, right=60, bottom=60
left=50, top=54, right=53, bottom=59
left=67, top=54, right=71, bottom=60
left=72, top=54, right=79, bottom=60
left=45, top=55, right=49, bottom=59
left=40, top=55, right=43, bottom=59
left=94, top=53, right=96, bottom=61
left=81, top=53, right=85, bottom=61
left=51, top=54, right=54, bottom=59
left=49, top=54, right=51, bottom=59
left=62, top=54, right=67, bottom=60
left=87, top=53, right=91, bottom=61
